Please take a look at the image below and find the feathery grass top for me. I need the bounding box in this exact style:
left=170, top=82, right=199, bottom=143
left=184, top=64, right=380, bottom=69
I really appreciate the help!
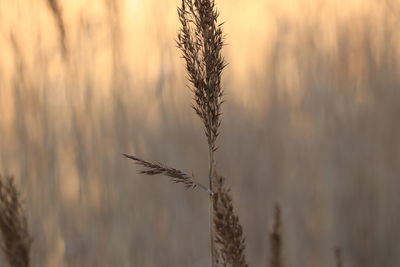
left=177, top=0, right=226, bottom=151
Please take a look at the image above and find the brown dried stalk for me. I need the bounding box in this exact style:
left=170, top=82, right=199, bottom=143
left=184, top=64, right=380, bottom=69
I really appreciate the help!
left=213, top=175, right=248, bottom=267
left=0, top=176, right=31, bottom=267
left=334, top=247, right=343, bottom=267
left=269, top=204, right=282, bottom=267
left=177, top=1, right=226, bottom=264
left=123, top=154, right=211, bottom=195
left=45, top=0, right=67, bottom=57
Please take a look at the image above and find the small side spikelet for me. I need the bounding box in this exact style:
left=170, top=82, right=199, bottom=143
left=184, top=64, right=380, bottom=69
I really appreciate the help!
left=123, top=153, right=211, bottom=195
left=213, top=175, right=248, bottom=267
left=0, top=176, right=31, bottom=267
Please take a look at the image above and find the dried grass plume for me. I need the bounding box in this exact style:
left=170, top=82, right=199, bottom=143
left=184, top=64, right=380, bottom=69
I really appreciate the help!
left=177, top=0, right=226, bottom=151
left=213, top=175, right=248, bottom=267
left=0, top=175, right=31, bottom=267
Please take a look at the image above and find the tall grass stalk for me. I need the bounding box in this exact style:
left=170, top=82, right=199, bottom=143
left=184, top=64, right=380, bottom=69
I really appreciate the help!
left=124, top=0, right=248, bottom=266
left=177, top=0, right=225, bottom=263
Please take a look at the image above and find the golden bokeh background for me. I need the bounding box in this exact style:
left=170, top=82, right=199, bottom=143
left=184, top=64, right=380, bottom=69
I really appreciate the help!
left=0, top=0, right=399, bottom=266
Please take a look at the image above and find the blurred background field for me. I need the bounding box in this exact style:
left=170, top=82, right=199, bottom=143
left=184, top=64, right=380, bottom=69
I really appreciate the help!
left=0, top=0, right=400, bottom=266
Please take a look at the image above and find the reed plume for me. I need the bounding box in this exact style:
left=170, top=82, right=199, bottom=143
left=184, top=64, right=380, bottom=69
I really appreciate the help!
left=0, top=176, right=31, bottom=267
left=213, top=175, right=248, bottom=267
left=177, top=0, right=226, bottom=152
left=269, top=204, right=282, bottom=267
